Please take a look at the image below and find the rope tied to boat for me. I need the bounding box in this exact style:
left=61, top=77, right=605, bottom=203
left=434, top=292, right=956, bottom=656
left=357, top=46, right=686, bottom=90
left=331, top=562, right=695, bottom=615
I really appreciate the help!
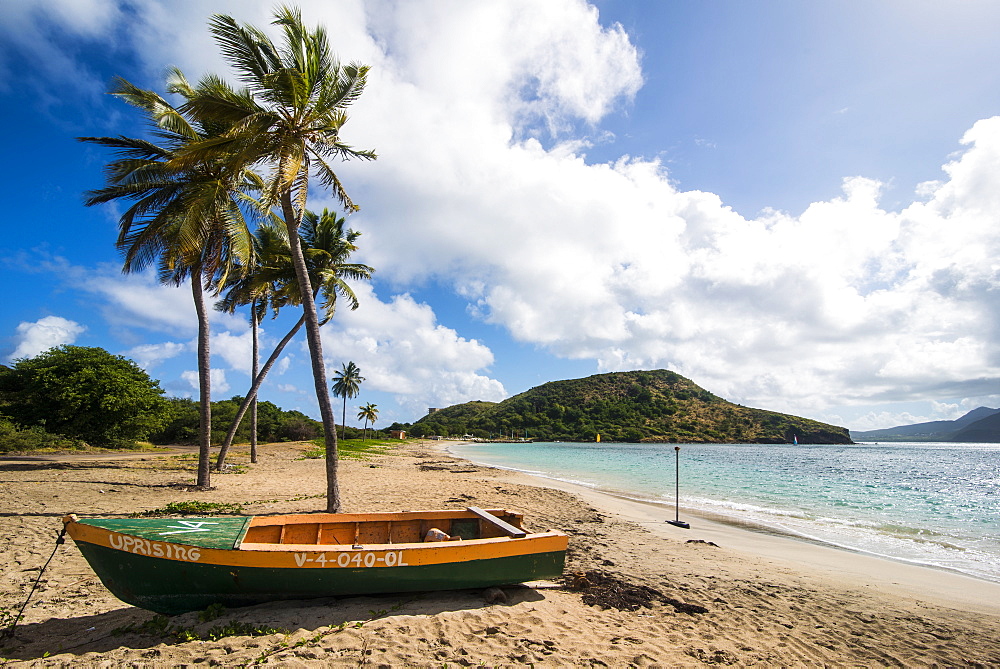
left=2, top=526, right=67, bottom=639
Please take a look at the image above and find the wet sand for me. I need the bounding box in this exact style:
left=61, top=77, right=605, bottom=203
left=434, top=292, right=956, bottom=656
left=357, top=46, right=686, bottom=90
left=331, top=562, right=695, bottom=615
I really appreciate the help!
left=2, top=439, right=1000, bottom=666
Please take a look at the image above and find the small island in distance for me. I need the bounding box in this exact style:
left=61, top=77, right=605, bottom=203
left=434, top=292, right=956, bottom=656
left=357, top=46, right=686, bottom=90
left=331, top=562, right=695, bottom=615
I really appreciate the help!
left=410, top=369, right=852, bottom=444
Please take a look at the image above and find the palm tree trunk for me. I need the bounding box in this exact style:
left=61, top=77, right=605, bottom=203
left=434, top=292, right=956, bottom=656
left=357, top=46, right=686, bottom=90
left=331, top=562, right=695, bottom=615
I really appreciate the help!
left=191, top=269, right=212, bottom=489
left=215, top=313, right=305, bottom=469
left=281, top=192, right=341, bottom=512
left=341, top=396, right=348, bottom=440
left=250, top=303, right=259, bottom=464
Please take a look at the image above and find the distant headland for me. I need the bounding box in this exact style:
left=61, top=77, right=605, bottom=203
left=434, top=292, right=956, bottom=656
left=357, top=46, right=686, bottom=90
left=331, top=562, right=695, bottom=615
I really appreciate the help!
left=851, top=407, right=1000, bottom=443
left=408, top=369, right=852, bottom=444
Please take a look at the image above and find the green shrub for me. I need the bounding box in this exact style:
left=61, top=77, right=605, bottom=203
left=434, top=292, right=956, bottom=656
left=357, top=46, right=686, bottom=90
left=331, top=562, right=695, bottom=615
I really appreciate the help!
left=0, top=416, right=85, bottom=453
left=0, top=346, right=169, bottom=448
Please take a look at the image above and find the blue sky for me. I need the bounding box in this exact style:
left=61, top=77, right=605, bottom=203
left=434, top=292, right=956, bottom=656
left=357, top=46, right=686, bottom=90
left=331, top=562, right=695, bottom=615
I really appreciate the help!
left=3, top=0, right=1000, bottom=433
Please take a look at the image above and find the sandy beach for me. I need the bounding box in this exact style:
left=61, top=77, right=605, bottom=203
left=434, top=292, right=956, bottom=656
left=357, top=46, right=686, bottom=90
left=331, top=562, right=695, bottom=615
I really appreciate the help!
left=3, top=440, right=1000, bottom=667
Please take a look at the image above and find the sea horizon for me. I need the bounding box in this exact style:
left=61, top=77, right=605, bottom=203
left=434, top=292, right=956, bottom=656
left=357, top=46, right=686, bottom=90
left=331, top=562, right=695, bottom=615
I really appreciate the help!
left=448, top=440, right=1000, bottom=585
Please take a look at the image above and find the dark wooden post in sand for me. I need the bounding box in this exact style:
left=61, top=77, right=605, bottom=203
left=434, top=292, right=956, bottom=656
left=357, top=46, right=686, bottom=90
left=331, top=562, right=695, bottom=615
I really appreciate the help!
left=666, top=445, right=690, bottom=529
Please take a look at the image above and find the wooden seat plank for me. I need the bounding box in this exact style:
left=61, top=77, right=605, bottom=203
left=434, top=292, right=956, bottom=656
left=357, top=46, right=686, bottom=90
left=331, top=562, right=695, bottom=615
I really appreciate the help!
left=466, top=506, right=527, bottom=538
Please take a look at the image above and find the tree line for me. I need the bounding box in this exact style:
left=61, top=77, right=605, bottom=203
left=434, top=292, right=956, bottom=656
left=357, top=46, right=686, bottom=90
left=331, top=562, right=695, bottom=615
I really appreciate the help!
left=73, top=6, right=377, bottom=511
left=0, top=346, right=384, bottom=454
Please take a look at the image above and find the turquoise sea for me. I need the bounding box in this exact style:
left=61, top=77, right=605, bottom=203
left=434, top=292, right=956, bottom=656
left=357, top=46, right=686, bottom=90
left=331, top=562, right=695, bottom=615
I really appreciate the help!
left=448, top=441, right=1000, bottom=583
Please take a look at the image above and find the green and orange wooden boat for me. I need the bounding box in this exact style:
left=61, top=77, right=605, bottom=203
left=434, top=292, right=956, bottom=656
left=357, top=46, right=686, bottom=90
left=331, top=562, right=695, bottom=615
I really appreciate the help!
left=63, top=508, right=568, bottom=615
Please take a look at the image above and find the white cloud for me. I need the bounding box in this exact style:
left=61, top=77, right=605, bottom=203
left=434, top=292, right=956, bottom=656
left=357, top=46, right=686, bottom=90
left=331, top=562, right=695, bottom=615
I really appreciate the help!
left=211, top=330, right=254, bottom=376
left=276, top=356, right=292, bottom=376
left=17, top=254, right=184, bottom=335
left=358, top=0, right=640, bottom=137
left=18, top=256, right=249, bottom=337
left=0, top=0, right=119, bottom=97
left=13, top=0, right=119, bottom=38
left=123, top=341, right=187, bottom=370
left=181, top=368, right=230, bottom=396
left=321, top=285, right=506, bottom=413
left=81, top=270, right=246, bottom=336
left=9, top=316, right=86, bottom=361
left=125, top=0, right=279, bottom=83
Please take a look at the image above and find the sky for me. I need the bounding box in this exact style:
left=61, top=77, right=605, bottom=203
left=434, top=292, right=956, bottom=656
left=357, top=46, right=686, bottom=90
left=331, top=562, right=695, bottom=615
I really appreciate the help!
left=2, top=0, right=1000, bottom=434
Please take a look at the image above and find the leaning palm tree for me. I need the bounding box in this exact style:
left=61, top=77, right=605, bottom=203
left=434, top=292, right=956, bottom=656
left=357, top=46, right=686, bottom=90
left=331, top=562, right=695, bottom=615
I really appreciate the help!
left=213, top=219, right=283, bottom=469
left=81, top=72, right=258, bottom=489
left=214, top=210, right=373, bottom=469
left=229, top=272, right=270, bottom=465
left=357, top=402, right=378, bottom=442
left=181, top=6, right=376, bottom=511
left=332, top=362, right=364, bottom=441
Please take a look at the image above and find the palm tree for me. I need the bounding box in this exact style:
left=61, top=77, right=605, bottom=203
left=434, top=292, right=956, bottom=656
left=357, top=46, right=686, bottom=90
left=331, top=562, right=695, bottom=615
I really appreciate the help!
left=332, top=362, right=365, bottom=440
left=80, top=72, right=258, bottom=489
left=181, top=6, right=376, bottom=511
left=230, top=281, right=269, bottom=465
left=357, top=403, right=378, bottom=442
left=214, top=210, right=373, bottom=469
left=213, top=224, right=275, bottom=469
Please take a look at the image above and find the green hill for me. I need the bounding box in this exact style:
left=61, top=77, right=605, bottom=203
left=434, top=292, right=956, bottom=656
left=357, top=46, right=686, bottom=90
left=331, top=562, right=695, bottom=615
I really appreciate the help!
left=412, top=370, right=851, bottom=444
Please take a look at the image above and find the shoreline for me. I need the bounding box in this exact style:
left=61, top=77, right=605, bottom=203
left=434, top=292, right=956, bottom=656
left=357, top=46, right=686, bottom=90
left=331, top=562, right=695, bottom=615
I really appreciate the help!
left=444, top=440, right=1000, bottom=616
left=524, top=475, right=1000, bottom=616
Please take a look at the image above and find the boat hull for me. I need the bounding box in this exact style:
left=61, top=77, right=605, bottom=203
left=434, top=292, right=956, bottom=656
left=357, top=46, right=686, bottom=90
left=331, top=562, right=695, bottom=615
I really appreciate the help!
left=64, top=511, right=567, bottom=615
left=74, top=541, right=565, bottom=614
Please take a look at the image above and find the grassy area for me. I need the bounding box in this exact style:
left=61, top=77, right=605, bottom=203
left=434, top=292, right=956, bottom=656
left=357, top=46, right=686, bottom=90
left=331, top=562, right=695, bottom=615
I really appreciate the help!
left=300, top=437, right=401, bottom=460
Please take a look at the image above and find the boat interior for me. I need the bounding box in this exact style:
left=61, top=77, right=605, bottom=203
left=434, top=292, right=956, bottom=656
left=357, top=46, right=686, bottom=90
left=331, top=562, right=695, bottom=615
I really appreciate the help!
left=241, top=507, right=529, bottom=546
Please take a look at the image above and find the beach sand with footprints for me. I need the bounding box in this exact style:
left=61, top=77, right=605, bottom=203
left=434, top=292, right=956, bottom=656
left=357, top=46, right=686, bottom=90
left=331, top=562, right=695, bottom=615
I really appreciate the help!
left=3, top=439, right=1000, bottom=666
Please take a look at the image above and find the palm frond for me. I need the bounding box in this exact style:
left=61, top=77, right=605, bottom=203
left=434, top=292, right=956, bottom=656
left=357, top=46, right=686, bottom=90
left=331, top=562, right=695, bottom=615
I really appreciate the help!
left=78, top=135, right=174, bottom=161
left=209, top=13, right=280, bottom=88
left=319, top=62, right=370, bottom=112
left=109, top=77, right=199, bottom=141
left=310, top=154, right=358, bottom=211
